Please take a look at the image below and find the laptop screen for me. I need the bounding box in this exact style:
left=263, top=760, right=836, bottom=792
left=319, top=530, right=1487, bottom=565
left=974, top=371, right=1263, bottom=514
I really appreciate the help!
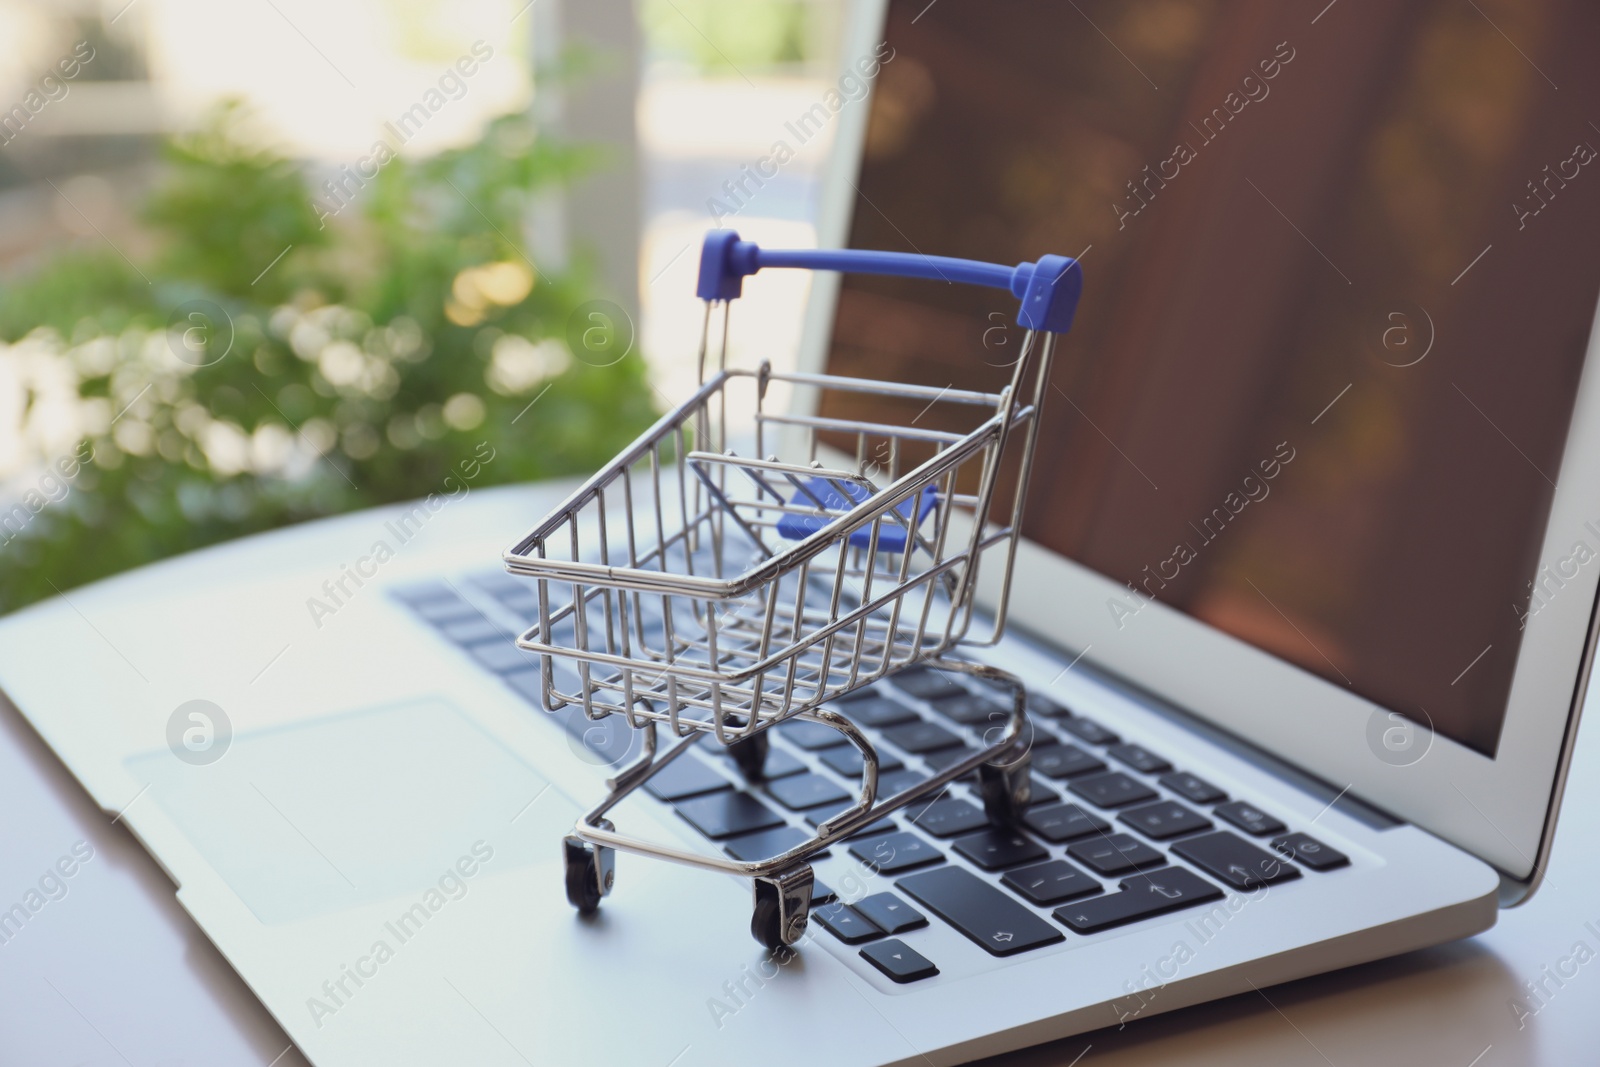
left=823, top=0, right=1600, bottom=757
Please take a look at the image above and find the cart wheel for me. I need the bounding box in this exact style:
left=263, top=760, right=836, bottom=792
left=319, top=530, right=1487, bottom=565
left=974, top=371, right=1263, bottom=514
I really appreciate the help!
left=728, top=729, right=770, bottom=781
left=563, top=830, right=615, bottom=915
left=751, top=865, right=814, bottom=950
left=979, top=751, right=1032, bottom=823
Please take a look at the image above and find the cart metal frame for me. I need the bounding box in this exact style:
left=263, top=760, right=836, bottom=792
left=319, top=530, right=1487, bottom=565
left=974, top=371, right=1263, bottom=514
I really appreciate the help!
left=503, top=231, right=1082, bottom=948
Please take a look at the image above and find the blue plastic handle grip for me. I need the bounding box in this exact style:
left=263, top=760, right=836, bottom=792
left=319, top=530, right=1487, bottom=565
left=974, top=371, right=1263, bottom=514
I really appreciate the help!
left=695, top=230, right=1082, bottom=334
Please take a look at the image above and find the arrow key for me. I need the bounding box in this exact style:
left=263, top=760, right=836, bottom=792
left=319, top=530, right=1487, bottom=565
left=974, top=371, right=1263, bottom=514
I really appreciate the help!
left=814, top=902, right=884, bottom=945
left=854, top=891, right=929, bottom=935
left=860, top=939, right=939, bottom=983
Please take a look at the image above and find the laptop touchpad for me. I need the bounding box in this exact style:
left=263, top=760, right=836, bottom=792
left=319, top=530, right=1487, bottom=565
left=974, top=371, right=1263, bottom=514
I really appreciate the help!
left=126, top=698, right=562, bottom=925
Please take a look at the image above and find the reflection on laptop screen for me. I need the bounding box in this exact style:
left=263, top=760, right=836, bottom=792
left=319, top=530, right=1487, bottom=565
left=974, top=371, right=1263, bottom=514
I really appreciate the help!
left=824, top=0, right=1600, bottom=757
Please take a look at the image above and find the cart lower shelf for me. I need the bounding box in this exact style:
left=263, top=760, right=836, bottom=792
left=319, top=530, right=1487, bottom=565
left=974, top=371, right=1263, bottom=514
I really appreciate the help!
left=558, top=657, right=1035, bottom=950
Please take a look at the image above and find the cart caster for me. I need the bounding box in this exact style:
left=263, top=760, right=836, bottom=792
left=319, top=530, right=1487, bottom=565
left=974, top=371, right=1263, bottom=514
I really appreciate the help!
left=751, top=864, right=814, bottom=950
left=979, top=752, right=1031, bottom=823
left=728, top=728, right=770, bottom=781
left=563, top=822, right=615, bottom=915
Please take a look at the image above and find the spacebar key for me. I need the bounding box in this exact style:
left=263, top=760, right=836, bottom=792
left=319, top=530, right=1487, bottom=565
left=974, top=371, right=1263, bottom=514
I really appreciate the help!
left=896, top=867, right=1065, bottom=956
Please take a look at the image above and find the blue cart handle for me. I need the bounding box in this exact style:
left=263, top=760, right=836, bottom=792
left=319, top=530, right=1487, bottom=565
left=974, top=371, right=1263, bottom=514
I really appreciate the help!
left=696, top=230, right=1082, bottom=334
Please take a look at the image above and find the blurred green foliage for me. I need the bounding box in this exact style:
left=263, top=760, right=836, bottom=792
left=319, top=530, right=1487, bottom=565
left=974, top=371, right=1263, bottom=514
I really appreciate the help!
left=642, top=0, right=811, bottom=72
left=0, top=102, right=656, bottom=612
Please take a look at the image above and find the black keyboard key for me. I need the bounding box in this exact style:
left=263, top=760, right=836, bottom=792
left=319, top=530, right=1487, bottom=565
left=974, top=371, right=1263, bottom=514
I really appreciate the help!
left=930, top=692, right=1006, bottom=726
left=1172, top=831, right=1301, bottom=889
left=1030, top=744, right=1107, bottom=780
left=860, top=939, right=939, bottom=983
left=819, top=745, right=905, bottom=778
left=840, top=696, right=920, bottom=728
left=778, top=719, right=848, bottom=750
left=767, top=772, right=850, bottom=811
left=891, top=667, right=967, bottom=701
left=897, top=866, right=1066, bottom=956
left=1028, top=692, right=1071, bottom=717
left=907, top=797, right=990, bottom=838
left=469, top=639, right=535, bottom=673
left=811, top=880, right=838, bottom=906
left=921, top=745, right=979, bottom=779
left=1001, top=860, right=1102, bottom=906
left=853, top=892, right=928, bottom=934
left=755, top=748, right=807, bottom=779
left=1215, top=801, right=1287, bottom=837
left=675, top=792, right=785, bottom=839
left=723, top=824, right=813, bottom=862
left=709, top=745, right=805, bottom=779
left=1058, top=716, right=1118, bottom=745
left=882, top=720, right=965, bottom=755
left=643, top=756, right=730, bottom=801
left=877, top=768, right=928, bottom=797
left=1067, top=832, right=1167, bottom=875
left=1054, top=869, right=1223, bottom=933
left=1023, top=802, right=1110, bottom=843
left=814, top=902, right=883, bottom=944
left=804, top=802, right=894, bottom=839
left=1159, top=771, right=1227, bottom=805
left=1069, top=772, right=1158, bottom=809
left=1119, top=800, right=1213, bottom=841
left=1026, top=778, right=1061, bottom=807
left=1271, top=832, right=1350, bottom=871
left=850, top=830, right=945, bottom=874
left=441, top=616, right=509, bottom=645
left=1107, top=743, right=1172, bottom=774
left=951, top=827, right=1048, bottom=870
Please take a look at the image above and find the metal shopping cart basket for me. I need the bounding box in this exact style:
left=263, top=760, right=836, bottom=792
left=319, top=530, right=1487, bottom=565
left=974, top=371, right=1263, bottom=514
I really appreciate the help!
left=503, top=230, right=1082, bottom=949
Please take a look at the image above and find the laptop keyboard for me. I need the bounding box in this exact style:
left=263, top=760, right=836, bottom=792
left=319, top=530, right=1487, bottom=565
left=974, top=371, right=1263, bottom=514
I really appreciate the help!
left=393, top=574, right=1353, bottom=982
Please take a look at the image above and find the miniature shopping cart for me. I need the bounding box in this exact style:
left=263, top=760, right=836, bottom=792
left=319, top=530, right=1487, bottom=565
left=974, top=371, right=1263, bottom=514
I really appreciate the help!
left=502, top=230, right=1082, bottom=949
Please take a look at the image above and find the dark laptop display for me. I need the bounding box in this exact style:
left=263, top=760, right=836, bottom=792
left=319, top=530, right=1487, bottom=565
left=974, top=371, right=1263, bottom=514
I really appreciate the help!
left=825, top=0, right=1600, bottom=756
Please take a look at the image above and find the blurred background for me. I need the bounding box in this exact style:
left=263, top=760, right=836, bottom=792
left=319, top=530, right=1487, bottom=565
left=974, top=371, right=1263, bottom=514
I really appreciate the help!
left=0, top=0, right=850, bottom=612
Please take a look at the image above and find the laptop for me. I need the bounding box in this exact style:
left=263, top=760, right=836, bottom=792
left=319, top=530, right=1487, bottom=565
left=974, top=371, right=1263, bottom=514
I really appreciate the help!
left=3, top=0, right=1597, bottom=1063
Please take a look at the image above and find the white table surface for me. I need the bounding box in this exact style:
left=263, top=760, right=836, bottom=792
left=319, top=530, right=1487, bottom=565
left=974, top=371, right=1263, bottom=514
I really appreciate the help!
left=1, top=620, right=1594, bottom=1066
